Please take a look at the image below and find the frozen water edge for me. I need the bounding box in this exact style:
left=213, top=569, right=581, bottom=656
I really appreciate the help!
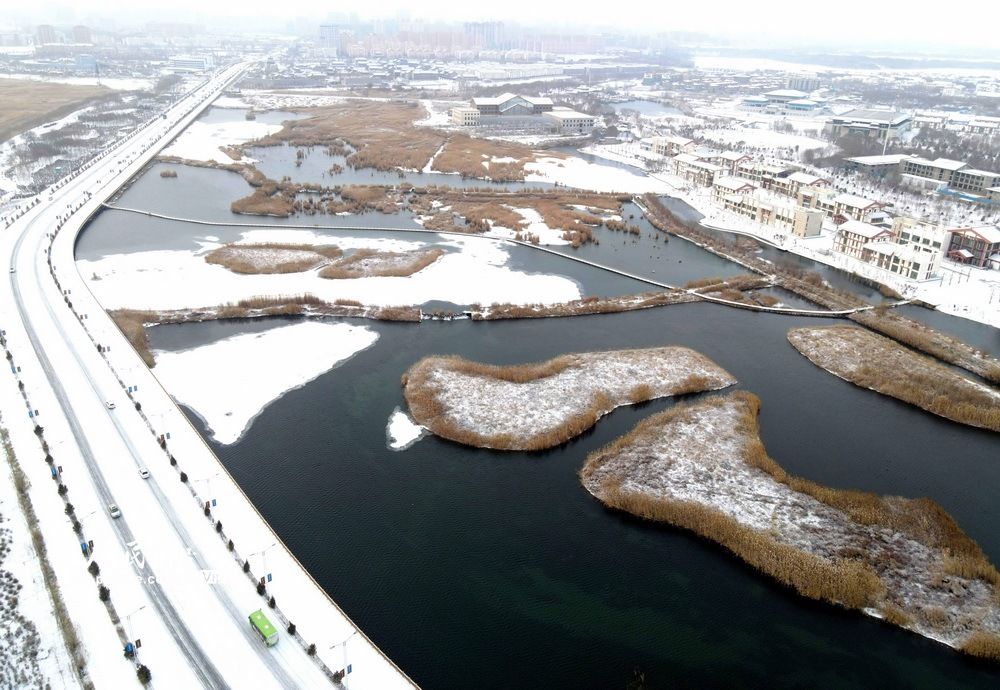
left=385, top=407, right=426, bottom=451
left=152, top=321, right=379, bottom=445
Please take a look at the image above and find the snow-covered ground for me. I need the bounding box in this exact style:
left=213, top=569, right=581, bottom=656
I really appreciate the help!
left=78, top=229, right=582, bottom=311
left=694, top=125, right=830, bottom=152
left=581, top=391, right=1000, bottom=651
left=525, top=155, right=673, bottom=194
left=152, top=321, right=378, bottom=445
left=161, top=118, right=284, bottom=165
left=237, top=90, right=346, bottom=111
left=0, top=73, right=154, bottom=91
left=0, top=439, right=81, bottom=689
left=385, top=408, right=425, bottom=451
left=405, top=347, right=735, bottom=449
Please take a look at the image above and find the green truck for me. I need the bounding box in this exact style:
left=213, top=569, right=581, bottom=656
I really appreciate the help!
left=249, top=609, right=279, bottom=647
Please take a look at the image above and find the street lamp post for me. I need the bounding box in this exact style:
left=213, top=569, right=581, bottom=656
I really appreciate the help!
left=329, top=629, right=358, bottom=685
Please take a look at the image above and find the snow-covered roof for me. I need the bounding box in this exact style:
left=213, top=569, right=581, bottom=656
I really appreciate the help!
left=839, top=220, right=891, bottom=239
left=831, top=109, right=910, bottom=126
left=544, top=108, right=594, bottom=120
left=764, top=89, right=809, bottom=99
left=951, top=225, right=1000, bottom=243
left=471, top=93, right=553, bottom=106
left=787, top=99, right=818, bottom=106
left=787, top=171, right=825, bottom=185
left=833, top=193, right=879, bottom=209
left=743, top=96, right=769, bottom=103
left=846, top=154, right=912, bottom=166
left=673, top=153, right=702, bottom=164
left=718, top=151, right=750, bottom=161
left=713, top=176, right=757, bottom=191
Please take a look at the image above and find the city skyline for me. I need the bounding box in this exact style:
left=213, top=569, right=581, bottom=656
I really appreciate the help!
left=3, top=1, right=1000, bottom=54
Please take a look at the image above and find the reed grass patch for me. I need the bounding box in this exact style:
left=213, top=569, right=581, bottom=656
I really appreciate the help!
left=205, top=242, right=342, bottom=274
left=788, top=325, right=1000, bottom=432
left=580, top=391, right=1000, bottom=657
left=318, top=248, right=444, bottom=279
left=402, top=347, right=734, bottom=451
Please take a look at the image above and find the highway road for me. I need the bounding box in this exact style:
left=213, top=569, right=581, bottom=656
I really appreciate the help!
left=0, top=61, right=343, bottom=688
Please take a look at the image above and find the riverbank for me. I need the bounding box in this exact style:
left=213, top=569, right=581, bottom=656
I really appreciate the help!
left=401, top=347, right=734, bottom=451
left=580, top=391, right=1000, bottom=659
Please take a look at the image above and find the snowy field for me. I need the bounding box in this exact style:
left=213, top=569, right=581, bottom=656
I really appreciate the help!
left=0, top=73, right=154, bottom=91
left=78, top=229, right=582, bottom=311
left=581, top=392, right=1000, bottom=652
left=161, top=118, right=284, bottom=165
left=482, top=207, right=571, bottom=246
left=404, top=347, right=735, bottom=450
left=525, top=155, right=673, bottom=194
left=153, top=321, right=378, bottom=444
left=694, top=125, right=830, bottom=152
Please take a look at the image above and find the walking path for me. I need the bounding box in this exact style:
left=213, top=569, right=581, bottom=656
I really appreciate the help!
left=104, top=205, right=907, bottom=318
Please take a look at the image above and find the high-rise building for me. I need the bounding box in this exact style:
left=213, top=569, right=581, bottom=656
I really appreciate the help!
left=72, top=25, right=92, bottom=44
left=787, top=76, right=820, bottom=92
left=35, top=24, right=56, bottom=45
left=463, top=21, right=504, bottom=49
left=319, top=24, right=339, bottom=54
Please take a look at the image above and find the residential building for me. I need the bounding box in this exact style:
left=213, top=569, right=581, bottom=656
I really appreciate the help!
left=672, top=154, right=722, bottom=186
left=642, top=135, right=694, bottom=157
left=831, top=193, right=882, bottom=222
left=891, top=217, right=946, bottom=260
left=826, top=109, right=912, bottom=139
left=833, top=220, right=893, bottom=259
left=35, top=24, right=56, bottom=45
left=72, top=25, right=91, bottom=44
left=449, top=106, right=481, bottom=126
left=715, top=151, right=752, bottom=176
left=542, top=108, right=596, bottom=134
left=865, top=243, right=939, bottom=280
left=722, top=192, right=823, bottom=237
left=844, top=154, right=912, bottom=176
left=712, top=176, right=757, bottom=202
left=900, top=157, right=967, bottom=184
left=949, top=168, right=1000, bottom=195
left=947, top=226, right=1000, bottom=268
left=770, top=170, right=828, bottom=198
left=787, top=76, right=820, bottom=92
left=735, top=160, right=794, bottom=185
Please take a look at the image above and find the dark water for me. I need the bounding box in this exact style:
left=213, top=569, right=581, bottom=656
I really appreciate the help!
left=148, top=306, right=1000, bottom=690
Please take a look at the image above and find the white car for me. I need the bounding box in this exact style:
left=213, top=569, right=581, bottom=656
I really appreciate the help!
left=105, top=401, right=116, bottom=410
left=108, top=504, right=121, bottom=519
left=138, top=468, right=150, bottom=480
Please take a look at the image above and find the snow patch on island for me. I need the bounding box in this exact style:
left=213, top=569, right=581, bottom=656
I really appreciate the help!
left=152, top=321, right=378, bottom=444
left=386, top=407, right=425, bottom=450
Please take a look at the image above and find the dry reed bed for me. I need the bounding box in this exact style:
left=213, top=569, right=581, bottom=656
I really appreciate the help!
left=204, top=242, right=343, bottom=274
left=849, top=310, right=1000, bottom=384
left=402, top=347, right=735, bottom=451
left=109, top=309, right=157, bottom=367
left=580, top=391, right=1000, bottom=657
left=319, top=248, right=444, bottom=279
left=788, top=326, right=1000, bottom=432
left=470, top=290, right=700, bottom=320
left=430, top=134, right=560, bottom=181
left=251, top=100, right=445, bottom=171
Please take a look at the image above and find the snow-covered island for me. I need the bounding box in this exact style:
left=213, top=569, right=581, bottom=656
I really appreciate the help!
left=580, top=391, right=1000, bottom=659
left=788, top=326, right=1000, bottom=433
left=401, top=346, right=735, bottom=451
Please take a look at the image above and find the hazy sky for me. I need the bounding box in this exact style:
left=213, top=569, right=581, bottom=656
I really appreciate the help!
left=6, top=1, right=1000, bottom=53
